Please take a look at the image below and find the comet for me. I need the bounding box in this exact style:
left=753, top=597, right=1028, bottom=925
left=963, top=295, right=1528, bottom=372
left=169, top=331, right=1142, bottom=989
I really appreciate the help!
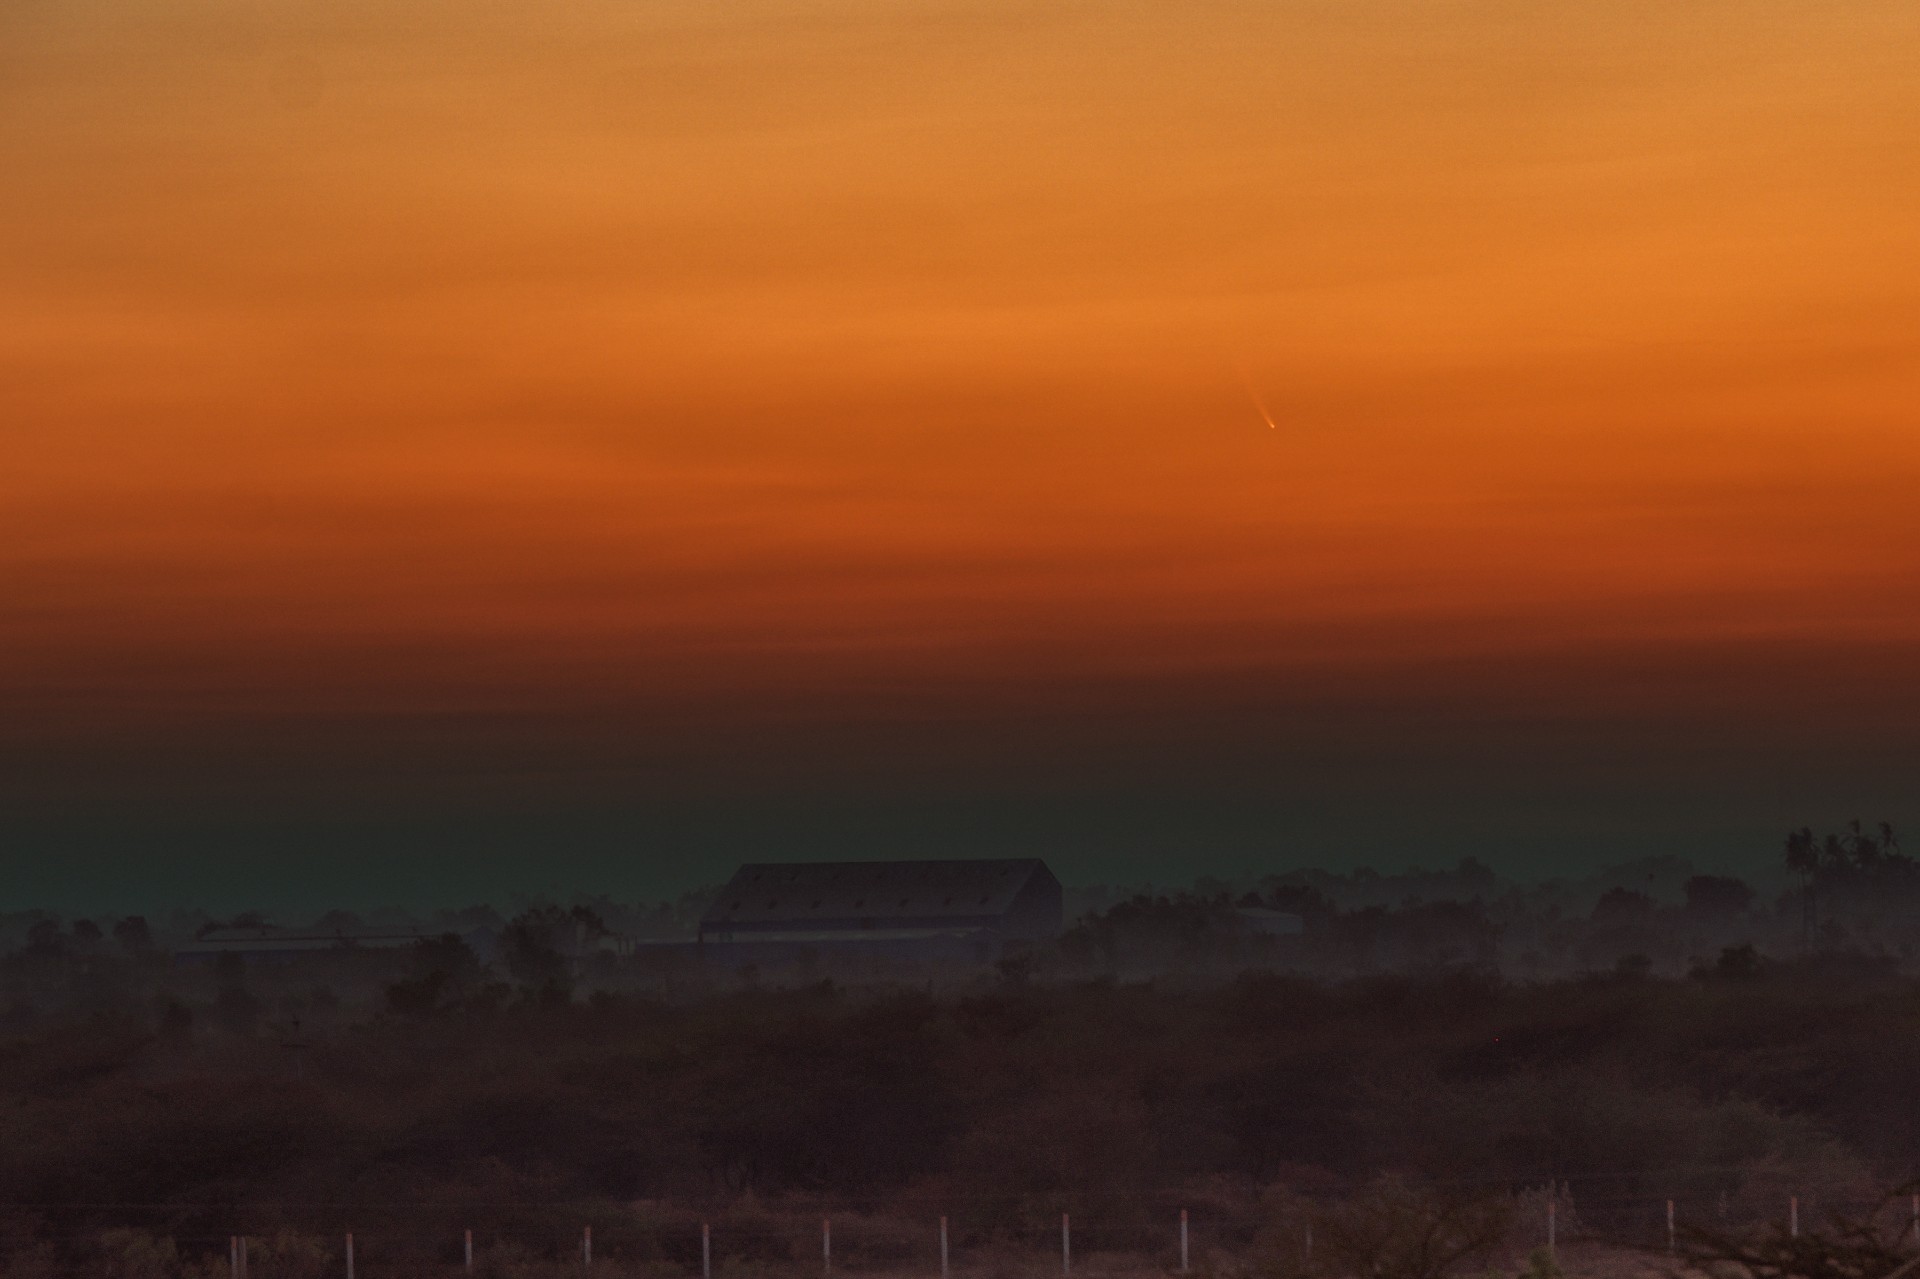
left=1236, top=365, right=1278, bottom=430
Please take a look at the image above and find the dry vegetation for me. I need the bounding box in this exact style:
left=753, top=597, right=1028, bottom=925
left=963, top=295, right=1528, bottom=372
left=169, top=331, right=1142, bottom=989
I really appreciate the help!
left=6, top=837, right=1920, bottom=1278
left=0, top=955, right=1916, bottom=1278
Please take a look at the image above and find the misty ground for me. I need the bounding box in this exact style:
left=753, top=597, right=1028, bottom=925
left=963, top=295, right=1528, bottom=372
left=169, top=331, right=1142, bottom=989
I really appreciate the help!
left=4, top=832, right=1918, bottom=1277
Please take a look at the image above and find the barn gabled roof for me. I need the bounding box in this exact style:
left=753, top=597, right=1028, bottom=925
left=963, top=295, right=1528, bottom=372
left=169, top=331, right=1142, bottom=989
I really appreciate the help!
left=700, top=858, right=1054, bottom=932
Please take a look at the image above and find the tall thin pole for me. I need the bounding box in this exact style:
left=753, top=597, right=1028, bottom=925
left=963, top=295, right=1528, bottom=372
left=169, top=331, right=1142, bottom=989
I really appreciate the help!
left=584, top=1226, right=593, bottom=1269
left=1667, top=1199, right=1676, bottom=1255
left=1304, top=1223, right=1312, bottom=1264
left=1791, top=1197, right=1800, bottom=1238
left=1547, top=1199, right=1556, bottom=1259
left=466, top=1230, right=474, bottom=1272
left=230, top=1237, right=239, bottom=1279
left=1062, top=1213, right=1071, bottom=1276
left=940, top=1216, right=949, bottom=1279
left=240, top=1236, right=249, bottom=1279
left=823, top=1218, right=831, bottom=1275
left=1179, top=1210, right=1189, bottom=1274
left=345, top=1233, right=354, bottom=1279
left=702, top=1223, right=711, bottom=1279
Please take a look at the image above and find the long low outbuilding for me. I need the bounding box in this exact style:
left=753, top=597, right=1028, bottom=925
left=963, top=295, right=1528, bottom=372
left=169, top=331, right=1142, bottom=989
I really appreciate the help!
left=173, top=925, right=429, bottom=964
left=697, top=858, right=1063, bottom=961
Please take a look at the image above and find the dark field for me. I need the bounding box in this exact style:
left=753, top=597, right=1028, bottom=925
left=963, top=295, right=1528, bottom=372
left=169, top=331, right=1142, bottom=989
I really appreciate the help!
left=8, top=840, right=1920, bottom=1277
left=3, top=949, right=1919, bottom=1277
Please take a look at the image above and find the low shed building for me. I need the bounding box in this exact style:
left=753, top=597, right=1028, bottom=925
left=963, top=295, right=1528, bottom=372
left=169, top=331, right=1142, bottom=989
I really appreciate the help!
left=698, top=858, right=1063, bottom=961
left=173, top=924, right=425, bottom=965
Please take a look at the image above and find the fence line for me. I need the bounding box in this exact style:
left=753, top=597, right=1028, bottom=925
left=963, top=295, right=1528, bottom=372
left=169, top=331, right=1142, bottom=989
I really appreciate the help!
left=154, top=1193, right=1909, bottom=1279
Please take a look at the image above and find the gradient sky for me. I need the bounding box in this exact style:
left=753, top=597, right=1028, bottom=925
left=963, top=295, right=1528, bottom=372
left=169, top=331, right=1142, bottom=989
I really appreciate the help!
left=4, top=0, right=1918, bottom=908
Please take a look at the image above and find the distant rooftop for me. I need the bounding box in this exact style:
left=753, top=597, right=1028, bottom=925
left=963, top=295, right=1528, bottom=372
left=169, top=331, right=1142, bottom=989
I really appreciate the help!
left=699, top=858, right=1063, bottom=944
left=1235, top=907, right=1305, bottom=936
left=174, top=923, right=427, bottom=959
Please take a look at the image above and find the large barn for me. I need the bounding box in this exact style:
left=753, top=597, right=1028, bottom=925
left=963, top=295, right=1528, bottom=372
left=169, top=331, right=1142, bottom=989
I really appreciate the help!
left=698, top=858, right=1063, bottom=960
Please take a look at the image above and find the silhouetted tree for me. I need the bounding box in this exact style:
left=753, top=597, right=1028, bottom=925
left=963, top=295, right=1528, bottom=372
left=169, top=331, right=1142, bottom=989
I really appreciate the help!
left=1678, top=1184, right=1920, bottom=1279
left=1592, top=887, right=1656, bottom=923
left=1787, top=826, right=1820, bottom=942
left=1711, top=942, right=1764, bottom=980
left=23, top=919, right=64, bottom=960
left=1283, top=1177, right=1512, bottom=1279
left=110, top=916, right=153, bottom=955
left=1685, top=875, right=1755, bottom=916
left=500, top=906, right=606, bottom=991
left=385, top=933, right=482, bottom=1016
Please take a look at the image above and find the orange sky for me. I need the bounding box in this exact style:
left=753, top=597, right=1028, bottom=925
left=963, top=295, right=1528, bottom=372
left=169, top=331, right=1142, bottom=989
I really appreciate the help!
left=3, top=0, right=1919, bottom=895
